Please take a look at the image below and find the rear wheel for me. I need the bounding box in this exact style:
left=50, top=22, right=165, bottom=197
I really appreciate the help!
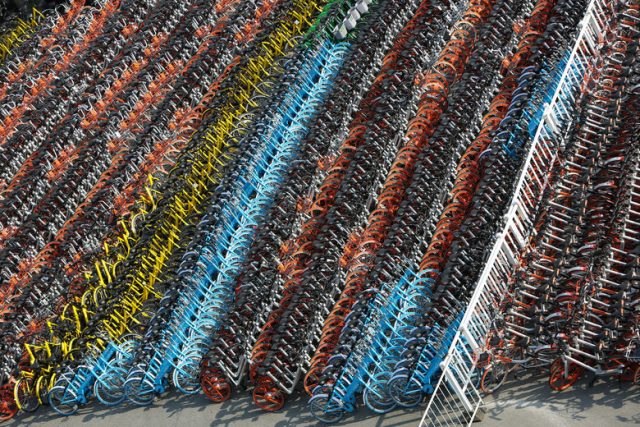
left=527, top=348, right=555, bottom=369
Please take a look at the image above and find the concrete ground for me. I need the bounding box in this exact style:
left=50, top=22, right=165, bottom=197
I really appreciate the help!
left=8, top=372, right=639, bottom=426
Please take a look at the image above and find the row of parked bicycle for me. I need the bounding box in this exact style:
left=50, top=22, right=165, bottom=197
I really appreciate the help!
left=0, top=0, right=636, bottom=424
left=0, top=0, right=303, bottom=419
left=479, top=0, right=640, bottom=396
left=307, top=0, right=608, bottom=421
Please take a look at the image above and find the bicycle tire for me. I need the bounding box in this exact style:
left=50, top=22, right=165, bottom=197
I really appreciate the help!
left=549, top=359, right=582, bottom=392
left=363, top=373, right=396, bottom=414
left=13, top=376, right=39, bottom=413
left=48, top=385, right=79, bottom=416
left=252, top=383, right=285, bottom=412
left=0, top=383, right=18, bottom=422
left=308, top=393, right=345, bottom=424
left=123, top=372, right=155, bottom=406
left=172, top=359, right=201, bottom=395
left=387, top=374, right=423, bottom=408
left=93, top=367, right=127, bottom=407
left=480, top=363, right=509, bottom=395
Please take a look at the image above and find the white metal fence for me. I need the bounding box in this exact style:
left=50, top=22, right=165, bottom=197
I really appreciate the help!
left=418, top=1, right=611, bottom=425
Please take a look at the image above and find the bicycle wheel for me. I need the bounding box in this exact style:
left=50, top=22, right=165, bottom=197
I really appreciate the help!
left=549, top=359, right=582, bottom=392
left=363, top=373, right=396, bottom=414
left=480, top=363, right=508, bottom=394
left=123, top=372, right=155, bottom=406
left=0, top=384, right=18, bottom=422
left=173, top=359, right=201, bottom=395
left=0, top=399, right=17, bottom=422
left=308, top=394, right=345, bottom=424
left=633, top=365, right=640, bottom=385
left=470, top=368, right=482, bottom=389
left=48, top=385, right=79, bottom=416
left=201, top=376, right=231, bottom=403
left=303, top=366, right=322, bottom=396
left=253, top=383, right=285, bottom=412
left=94, top=367, right=126, bottom=406
left=200, top=366, right=231, bottom=403
left=36, top=375, right=53, bottom=405
left=387, top=374, right=423, bottom=408
left=14, top=377, right=39, bottom=412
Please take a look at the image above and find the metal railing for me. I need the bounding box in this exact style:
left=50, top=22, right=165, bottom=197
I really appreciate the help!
left=418, top=0, right=610, bottom=425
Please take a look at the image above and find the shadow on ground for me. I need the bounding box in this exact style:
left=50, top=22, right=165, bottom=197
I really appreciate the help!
left=8, top=372, right=640, bottom=426
left=482, top=370, right=640, bottom=426
left=8, top=388, right=424, bottom=427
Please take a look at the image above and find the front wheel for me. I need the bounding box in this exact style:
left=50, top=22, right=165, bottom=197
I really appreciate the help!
left=481, top=363, right=509, bottom=394
left=123, top=372, right=155, bottom=406
left=14, top=377, right=39, bottom=413
left=173, top=360, right=201, bottom=395
left=94, top=367, right=126, bottom=406
left=36, top=374, right=57, bottom=405
left=48, top=386, right=79, bottom=416
left=363, top=373, right=396, bottom=414
left=303, top=366, right=322, bottom=396
left=387, top=375, right=423, bottom=408
left=253, top=384, right=285, bottom=412
left=633, top=365, right=640, bottom=385
left=308, top=394, right=344, bottom=424
left=200, top=370, right=231, bottom=403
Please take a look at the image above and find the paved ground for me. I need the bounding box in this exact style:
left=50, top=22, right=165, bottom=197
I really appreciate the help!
left=8, top=373, right=639, bottom=426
